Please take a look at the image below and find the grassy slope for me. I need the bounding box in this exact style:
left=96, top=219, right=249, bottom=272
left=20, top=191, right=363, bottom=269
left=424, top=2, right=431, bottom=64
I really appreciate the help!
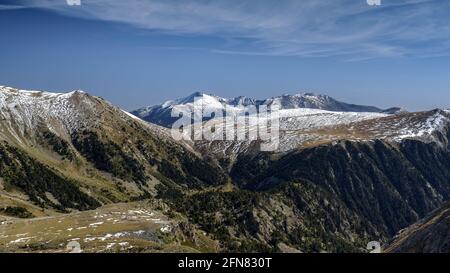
left=0, top=201, right=218, bottom=253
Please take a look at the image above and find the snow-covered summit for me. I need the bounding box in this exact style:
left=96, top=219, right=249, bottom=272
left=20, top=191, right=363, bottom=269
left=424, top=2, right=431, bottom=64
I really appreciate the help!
left=0, top=85, right=86, bottom=96
left=132, top=91, right=402, bottom=127
left=0, top=86, right=95, bottom=141
left=0, top=86, right=146, bottom=146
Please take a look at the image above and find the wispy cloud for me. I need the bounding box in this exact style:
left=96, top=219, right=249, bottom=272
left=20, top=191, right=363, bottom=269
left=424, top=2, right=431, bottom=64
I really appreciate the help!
left=14, top=0, right=450, bottom=59
left=0, top=4, right=27, bottom=10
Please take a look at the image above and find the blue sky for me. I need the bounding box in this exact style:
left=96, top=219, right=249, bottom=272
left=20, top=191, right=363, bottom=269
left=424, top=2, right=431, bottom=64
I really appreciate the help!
left=1, top=0, right=450, bottom=111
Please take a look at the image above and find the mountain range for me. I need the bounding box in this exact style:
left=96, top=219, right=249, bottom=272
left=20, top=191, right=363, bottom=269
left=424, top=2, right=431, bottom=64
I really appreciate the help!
left=386, top=201, right=450, bottom=253
left=1, top=85, right=450, bottom=253
left=131, top=92, right=404, bottom=128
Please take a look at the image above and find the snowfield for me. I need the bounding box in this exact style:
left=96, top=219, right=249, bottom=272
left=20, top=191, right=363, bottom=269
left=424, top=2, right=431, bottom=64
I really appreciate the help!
left=192, top=109, right=450, bottom=155
left=180, top=108, right=389, bottom=154
left=277, top=109, right=387, bottom=130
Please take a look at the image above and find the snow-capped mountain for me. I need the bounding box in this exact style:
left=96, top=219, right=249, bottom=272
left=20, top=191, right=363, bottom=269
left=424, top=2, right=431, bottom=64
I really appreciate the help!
left=260, top=93, right=400, bottom=113
left=0, top=86, right=152, bottom=146
left=191, top=109, right=450, bottom=159
left=129, top=91, right=450, bottom=158
left=131, top=92, right=404, bottom=128
left=0, top=85, right=227, bottom=210
left=1, top=86, right=93, bottom=140
left=2, top=85, right=450, bottom=255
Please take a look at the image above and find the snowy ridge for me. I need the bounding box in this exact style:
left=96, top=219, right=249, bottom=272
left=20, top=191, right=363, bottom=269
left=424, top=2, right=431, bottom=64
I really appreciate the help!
left=0, top=85, right=179, bottom=151
left=181, top=108, right=389, bottom=155
left=2, top=85, right=447, bottom=158
left=132, top=91, right=402, bottom=128
left=0, top=86, right=160, bottom=147
left=0, top=86, right=95, bottom=137
left=395, top=111, right=448, bottom=141
left=350, top=109, right=450, bottom=144
left=192, top=109, right=450, bottom=157
left=277, top=109, right=387, bottom=130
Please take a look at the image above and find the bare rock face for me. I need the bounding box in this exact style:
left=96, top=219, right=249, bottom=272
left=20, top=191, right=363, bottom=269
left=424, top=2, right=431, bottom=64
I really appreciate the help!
left=386, top=202, right=450, bottom=253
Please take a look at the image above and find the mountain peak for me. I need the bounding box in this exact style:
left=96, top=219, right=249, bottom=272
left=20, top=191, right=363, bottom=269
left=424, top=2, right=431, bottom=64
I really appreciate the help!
left=0, top=85, right=89, bottom=98
left=132, top=91, right=402, bottom=128
left=172, top=91, right=217, bottom=105
left=296, top=92, right=323, bottom=97
left=68, top=89, right=87, bottom=95
left=0, top=85, right=107, bottom=141
left=181, top=91, right=205, bottom=100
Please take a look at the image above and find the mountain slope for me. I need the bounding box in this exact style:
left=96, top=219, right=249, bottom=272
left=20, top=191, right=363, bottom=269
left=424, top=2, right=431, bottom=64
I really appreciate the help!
left=0, top=86, right=228, bottom=213
left=133, top=90, right=450, bottom=252
left=165, top=106, right=450, bottom=251
left=131, top=92, right=402, bottom=128
left=158, top=136, right=450, bottom=252
left=230, top=139, right=450, bottom=234
left=385, top=202, right=450, bottom=253
left=2, top=85, right=450, bottom=253
left=190, top=109, right=449, bottom=166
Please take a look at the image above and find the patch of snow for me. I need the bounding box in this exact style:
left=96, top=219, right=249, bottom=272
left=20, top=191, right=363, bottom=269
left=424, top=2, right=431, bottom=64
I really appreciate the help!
left=393, top=111, right=448, bottom=141
left=106, top=243, right=116, bottom=249
left=160, top=225, right=172, bottom=233
left=89, top=222, right=104, bottom=227
left=9, top=236, right=34, bottom=244
left=121, top=110, right=144, bottom=121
